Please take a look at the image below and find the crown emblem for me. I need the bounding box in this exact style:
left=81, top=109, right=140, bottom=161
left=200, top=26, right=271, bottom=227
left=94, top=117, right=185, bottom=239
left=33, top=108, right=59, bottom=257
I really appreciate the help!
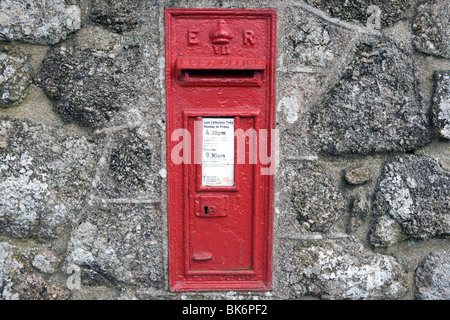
left=209, top=19, right=234, bottom=44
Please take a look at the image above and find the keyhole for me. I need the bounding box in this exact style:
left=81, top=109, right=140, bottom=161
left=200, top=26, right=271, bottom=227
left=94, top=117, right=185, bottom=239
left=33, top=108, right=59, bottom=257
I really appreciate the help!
left=204, top=206, right=208, bottom=216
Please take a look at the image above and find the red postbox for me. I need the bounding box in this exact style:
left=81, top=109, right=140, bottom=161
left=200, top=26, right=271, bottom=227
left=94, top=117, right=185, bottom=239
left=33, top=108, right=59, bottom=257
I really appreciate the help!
left=166, top=8, right=276, bottom=291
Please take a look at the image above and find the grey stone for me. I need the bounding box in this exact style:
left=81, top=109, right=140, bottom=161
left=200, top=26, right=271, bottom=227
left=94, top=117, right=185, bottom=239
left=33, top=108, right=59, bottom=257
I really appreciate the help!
left=276, top=73, right=327, bottom=159
left=0, top=0, right=81, bottom=44
left=286, top=160, right=346, bottom=232
left=91, top=126, right=161, bottom=200
left=0, top=242, right=68, bottom=300
left=39, top=44, right=140, bottom=128
left=416, top=251, right=450, bottom=300
left=412, top=0, right=450, bottom=58
left=432, top=71, right=450, bottom=139
left=348, top=195, right=370, bottom=233
left=282, top=7, right=353, bottom=72
left=0, top=117, right=100, bottom=240
left=310, top=38, right=431, bottom=155
left=283, top=9, right=337, bottom=71
left=0, top=118, right=12, bottom=149
left=0, top=45, right=30, bottom=107
left=64, top=203, right=164, bottom=288
left=415, top=141, right=450, bottom=173
left=32, top=250, right=61, bottom=274
left=108, top=128, right=160, bottom=192
left=303, top=0, right=410, bottom=28
left=370, top=214, right=405, bottom=247
left=278, top=7, right=356, bottom=158
left=69, top=286, right=118, bottom=300
left=90, top=0, right=143, bottom=33
left=284, top=237, right=409, bottom=299
left=371, top=155, right=450, bottom=245
left=345, top=166, right=373, bottom=185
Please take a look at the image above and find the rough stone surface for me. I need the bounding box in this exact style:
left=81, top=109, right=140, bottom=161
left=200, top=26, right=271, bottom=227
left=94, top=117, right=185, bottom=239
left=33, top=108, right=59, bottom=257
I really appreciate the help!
left=109, top=129, right=160, bottom=193
left=90, top=0, right=143, bottom=33
left=303, top=0, right=410, bottom=28
left=432, top=71, right=450, bottom=139
left=0, top=242, right=68, bottom=300
left=0, top=0, right=81, bottom=44
left=91, top=126, right=162, bottom=200
left=69, top=286, right=119, bottom=300
left=0, top=45, right=30, bottom=107
left=0, top=119, right=12, bottom=149
left=284, top=237, right=409, bottom=299
left=310, top=38, right=431, bottom=155
left=412, top=0, right=450, bottom=58
left=416, top=251, right=450, bottom=300
left=39, top=44, right=140, bottom=128
left=282, top=7, right=353, bottom=72
left=278, top=7, right=355, bottom=158
left=32, top=250, right=61, bottom=274
left=345, top=166, right=373, bottom=185
left=348, top=195, right=370, bottom=233
left=282, top=160, right=346, bottom=232
left=64, top=203, right=164, bottom=288
left=0, top=117, right=99, bottom=240
left=370, top=214, right=405, bottom=248
left=371, top=155, right=450, bottom=246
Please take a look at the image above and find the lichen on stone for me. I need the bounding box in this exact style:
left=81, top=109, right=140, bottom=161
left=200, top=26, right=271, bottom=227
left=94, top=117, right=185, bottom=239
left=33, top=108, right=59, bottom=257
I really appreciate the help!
left=303, top=0, right=410, bottom=28
left=371, top=155, right=450, bottom=246
left=39, top=45, right=140, bottom=128
left=0, top=0, right=81, bottom=45
left=89, top=0, right=142, bottom=33
left=0, top=45, right=30, bottom=108
left=432, top=70, right=450, bottom=139
left=412, top=0, right=450, bottom=58
left=286, top=237, right=409, bottom=299
left=416, top=251, right=450, bottom=300
left=311, top=37, right=431, bottom=154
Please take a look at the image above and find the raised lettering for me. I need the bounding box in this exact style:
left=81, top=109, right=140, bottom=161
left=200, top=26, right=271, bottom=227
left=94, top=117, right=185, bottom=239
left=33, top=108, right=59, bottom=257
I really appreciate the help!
left=188, top=30, right=200, bottom=45
left=244, top=30, right=256, bottom=45
left=213, top=44, right=231, bottom=55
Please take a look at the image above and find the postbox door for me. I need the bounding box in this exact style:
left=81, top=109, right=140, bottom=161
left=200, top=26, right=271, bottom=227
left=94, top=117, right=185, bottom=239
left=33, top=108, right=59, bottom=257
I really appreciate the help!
left=187, top=115, right=257, bottom=273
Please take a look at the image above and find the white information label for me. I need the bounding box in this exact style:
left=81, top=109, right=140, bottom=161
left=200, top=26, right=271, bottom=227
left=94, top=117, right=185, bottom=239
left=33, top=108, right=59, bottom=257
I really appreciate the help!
left=202, top=118, right=235, bottom=187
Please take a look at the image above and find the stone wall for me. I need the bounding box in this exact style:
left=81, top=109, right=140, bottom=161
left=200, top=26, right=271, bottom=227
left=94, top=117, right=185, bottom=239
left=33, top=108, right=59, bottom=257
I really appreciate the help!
left=0, top=0, right=449, bottom=300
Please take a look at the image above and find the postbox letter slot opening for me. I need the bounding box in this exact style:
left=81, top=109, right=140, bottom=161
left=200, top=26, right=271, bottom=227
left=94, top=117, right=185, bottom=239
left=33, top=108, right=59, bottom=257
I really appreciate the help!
left=180, top=69, right=263, bottom=86
left=176, top=57, right=265, bottom=87
left=187, top=69, right=256, bottom=79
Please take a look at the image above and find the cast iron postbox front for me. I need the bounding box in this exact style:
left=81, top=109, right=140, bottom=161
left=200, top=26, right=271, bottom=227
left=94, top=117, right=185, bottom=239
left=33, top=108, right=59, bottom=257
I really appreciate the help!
left=166, top=8, right=276, bottom=291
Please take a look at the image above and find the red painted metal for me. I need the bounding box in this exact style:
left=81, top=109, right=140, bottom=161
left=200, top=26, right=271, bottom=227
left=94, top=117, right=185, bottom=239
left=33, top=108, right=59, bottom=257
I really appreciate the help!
left=166, top=8, right=277, bottom=292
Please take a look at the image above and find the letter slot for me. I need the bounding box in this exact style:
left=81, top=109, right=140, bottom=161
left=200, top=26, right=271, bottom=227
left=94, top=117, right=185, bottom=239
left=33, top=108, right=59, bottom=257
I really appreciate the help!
left=177, top=57, right=266, bottom=86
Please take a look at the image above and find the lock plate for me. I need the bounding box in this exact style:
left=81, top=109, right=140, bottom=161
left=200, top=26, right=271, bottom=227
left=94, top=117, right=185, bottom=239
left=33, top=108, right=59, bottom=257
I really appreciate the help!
left=195, top=195, right=228, bottom=217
